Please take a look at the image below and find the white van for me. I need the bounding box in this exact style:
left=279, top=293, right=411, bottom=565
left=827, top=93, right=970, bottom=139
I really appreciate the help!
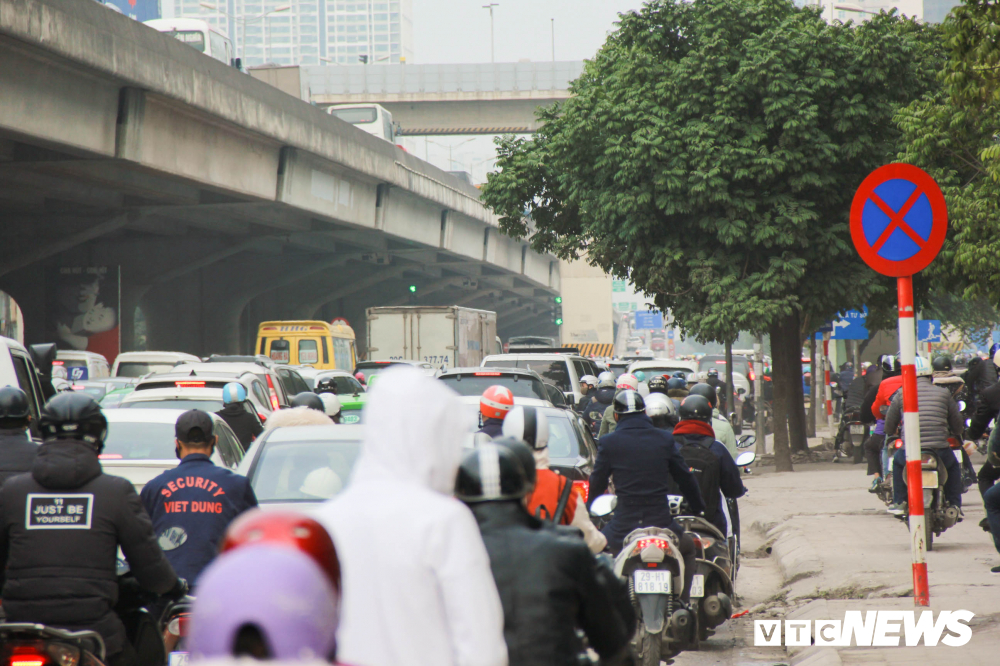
left=112, top=351, right=202, bottom=378
left=55, top=350, right=110, bottom=381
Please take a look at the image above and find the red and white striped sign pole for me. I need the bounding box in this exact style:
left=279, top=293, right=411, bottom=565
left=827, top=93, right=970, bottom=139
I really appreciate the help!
left=850, top=163, right=948, bottom=608
left=897, top=277, right=929, bottom=606
left=823, top=333, right=834, bottom=429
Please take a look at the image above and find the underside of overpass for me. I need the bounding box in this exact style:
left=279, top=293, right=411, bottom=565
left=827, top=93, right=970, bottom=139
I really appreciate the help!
left=0, top=0, right=560, bottom=358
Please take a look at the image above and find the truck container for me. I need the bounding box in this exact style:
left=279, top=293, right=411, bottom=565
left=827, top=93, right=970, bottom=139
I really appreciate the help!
left=366, top=306, right=498, bottom=370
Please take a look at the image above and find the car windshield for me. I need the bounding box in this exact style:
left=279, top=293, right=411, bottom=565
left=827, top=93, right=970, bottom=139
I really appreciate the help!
left=316, top=375, right=364, bottom=395
left=634, top=366, right=694, bottom=379
left=250, top=439, right=362, bottom=502
left=100, top=390, right=132, bottom=409
left=116, top=362, right=177, bottom=378
left=697, top=356, right=751, bottom=377
left=70, top=385, right=107, bottom=399
left=329, top=107, right=378, bottom=124
left=101, top=421, right=177, bottom=460
left=122, top=399, right=224, bottom=412
left=483, top=359, right=571, bottom=392
left=438, top=374, right=547, bottom=399
left=545, top=412, right=581, bottom=462
left=354, top=363, right=400, bottom=381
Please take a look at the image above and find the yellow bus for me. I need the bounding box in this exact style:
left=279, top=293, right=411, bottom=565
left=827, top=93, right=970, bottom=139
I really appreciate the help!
left=256, top=320, right=357, bottom=371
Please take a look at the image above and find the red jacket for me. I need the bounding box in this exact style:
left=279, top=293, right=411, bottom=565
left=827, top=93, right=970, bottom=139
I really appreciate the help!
left=872, top=375, right=904, bottom=421
left=525, top=469, right=578, bottom=525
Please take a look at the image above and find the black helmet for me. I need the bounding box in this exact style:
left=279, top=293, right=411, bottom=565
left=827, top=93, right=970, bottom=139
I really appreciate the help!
left=647, top=375, right=668, bottom=394
left=932, top=356, right=952, bottom=373
left=455, top=442, right=528, bottom=503
left=315, top=377, right=338, bottom=394
left=493, top=436, right=537, bottom=494
left=672, top=371, right=687, bottom=379
left=667, top=377, right=687, bottom=391
left=290, top=392, right=325, bottom=411
left=688, top=383, right=718, bottom=409
left=39, top=392, right=107, bottom=451
left=707, top=368, right=719, bottom=378
left=613, top=389, right=645, bottom=415
left=0, top=387, right=30, bottom=421
left=679, top=395, right=713, bottom=422
left=881, top=354, right=901, bottom=374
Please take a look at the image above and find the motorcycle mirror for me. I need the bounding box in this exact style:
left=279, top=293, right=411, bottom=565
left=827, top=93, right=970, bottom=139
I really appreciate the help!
left=737, top=434, right=756, bottom=448
left=737, top=387, right=746, bottom=395
left=728, top=412, right=738, bottom=423
left=589, top=494, right=617, bottom=517
left=736, top=451, right=756, bottom=467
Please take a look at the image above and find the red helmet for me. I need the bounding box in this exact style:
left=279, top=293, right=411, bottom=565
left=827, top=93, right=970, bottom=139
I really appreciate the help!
left=354, top=371, right=366, bottom=383
left=480, top=385, right=515, bottom=420
left=220, top=509, right=341, bottom=593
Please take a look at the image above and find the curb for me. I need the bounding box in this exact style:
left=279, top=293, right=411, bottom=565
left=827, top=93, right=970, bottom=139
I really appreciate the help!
left=790, top=647, right=844, bottom=666
left=767, top=522, right=823, bottom=584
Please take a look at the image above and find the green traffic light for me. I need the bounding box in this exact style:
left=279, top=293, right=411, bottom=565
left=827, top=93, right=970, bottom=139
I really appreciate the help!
left=554, top=296, right=563, bottom=304
left=555, top=318, right=563, bottom=326
left=409, top=285, right=417, bottom=293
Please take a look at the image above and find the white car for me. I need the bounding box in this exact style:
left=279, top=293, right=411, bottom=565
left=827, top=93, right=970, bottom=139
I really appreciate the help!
left=55, top=350, right=110, bottom=381
left=101, top=409, right=245, bottom=493
left=0, top=337, right=48, bottom=436
left=120, top=370, right=273, bottom=418
left=437, top=367, right=554, bottom=429
left=237, top=425, right=364, bottom=510
left=480, top=353, right=602, bottom=405
left=111, top=351, right=201, bottom=378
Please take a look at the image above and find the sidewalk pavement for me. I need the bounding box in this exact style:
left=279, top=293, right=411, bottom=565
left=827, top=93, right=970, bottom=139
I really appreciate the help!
left=742, top=431, right=1000, bottom=665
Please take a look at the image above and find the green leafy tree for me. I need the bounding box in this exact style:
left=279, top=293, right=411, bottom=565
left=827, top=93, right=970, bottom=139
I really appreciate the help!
left=482, top=0, right=941, bottom=470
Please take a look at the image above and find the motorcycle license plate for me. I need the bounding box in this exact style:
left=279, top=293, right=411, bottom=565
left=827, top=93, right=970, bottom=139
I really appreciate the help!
left=921, top=470, right=938, bottom=487
left=634, top=570, right=671, bottom=594
left=850, top=424, right=865, bottom=435
left=168, top=653, right=189, bottom=666
left=690, top=573, right=705, bottom=598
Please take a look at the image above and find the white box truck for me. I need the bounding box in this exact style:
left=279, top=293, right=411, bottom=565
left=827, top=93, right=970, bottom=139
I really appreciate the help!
left=366, top=306, right=499, bottom=369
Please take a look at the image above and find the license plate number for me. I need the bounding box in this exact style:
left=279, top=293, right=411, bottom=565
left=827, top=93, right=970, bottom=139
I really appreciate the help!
left=690, top=573, right=705, bottom=598
left=921, top=470, right=938, bottom=487
left=342, top=412, right=361, bottom=424
left=850, top=425, right=865, bottom=435
left=168, top=653, right=189, bottom=666
left=634, top=570, right=671, bottom=594
left=270, top=351, right=289, bottom=363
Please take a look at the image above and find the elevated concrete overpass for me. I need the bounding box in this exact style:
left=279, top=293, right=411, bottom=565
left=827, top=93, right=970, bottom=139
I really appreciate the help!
left=302, top=62, right=584, bottom=135
left=0, top=0, right=560, bottom=356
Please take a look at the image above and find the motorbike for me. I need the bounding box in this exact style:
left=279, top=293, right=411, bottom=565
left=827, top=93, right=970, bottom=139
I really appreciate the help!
left=116, top=558, right=194, bottom=665
left=900, top=445, right=963, bottom=551
left=0, top=623, right=107, bottom=666
left=590, top=496, right=697, bottom=665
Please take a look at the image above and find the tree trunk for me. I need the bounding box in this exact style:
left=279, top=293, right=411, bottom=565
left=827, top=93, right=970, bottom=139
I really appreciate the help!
left=786, top=311, right=810, bottom=452
left=807, top=336, right=817, bottom=438
left=768, top=319, right=793, bottom=472
left=725, top=340, right=735, bottom=422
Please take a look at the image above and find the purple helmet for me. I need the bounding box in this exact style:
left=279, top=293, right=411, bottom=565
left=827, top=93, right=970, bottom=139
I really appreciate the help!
left=189, top=545, right=340, bottom=661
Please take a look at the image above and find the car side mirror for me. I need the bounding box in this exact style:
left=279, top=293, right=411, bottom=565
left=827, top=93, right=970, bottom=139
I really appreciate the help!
left=589, top=494, right=617, bottom=517
left=736, top=451, right=756, bottom=467
left=737, top=434, right=756, bottom=448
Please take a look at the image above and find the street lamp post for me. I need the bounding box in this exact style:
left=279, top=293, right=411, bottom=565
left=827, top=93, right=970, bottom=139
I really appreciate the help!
left=199, top=3, right=291, bottom=62
left=482, top=3, right=498, bottom=64
left=551, top=18, right=555, bottom=62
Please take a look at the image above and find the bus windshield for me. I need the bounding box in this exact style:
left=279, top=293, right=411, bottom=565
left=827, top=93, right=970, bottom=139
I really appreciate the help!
left=164, top=30, right=206, bottom=52
left=329, top=108, right=378, bottom=124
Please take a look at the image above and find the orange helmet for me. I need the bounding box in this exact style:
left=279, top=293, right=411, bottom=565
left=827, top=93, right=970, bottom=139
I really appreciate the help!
left=480, top=385, right=515, bottom=420
left=220, top=509, right=341, bottom=593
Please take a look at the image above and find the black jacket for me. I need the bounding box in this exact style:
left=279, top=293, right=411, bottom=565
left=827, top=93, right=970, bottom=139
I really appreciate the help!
left=215, top=404, right=263, bottom=450
left=968, top=379, right=1000, bottom=440
left=671, top=431, right=745, bottom=535
left=0, top=442, right=177, bottom=656
left=469, top=501, right=631, bottom=666
left=479, top=418, right=505, bottom=439
left=0, top=429, right=38, bottom=488
left=963, top=358, right=997, bottom=401
left=583, top=387, right=615, bottom=435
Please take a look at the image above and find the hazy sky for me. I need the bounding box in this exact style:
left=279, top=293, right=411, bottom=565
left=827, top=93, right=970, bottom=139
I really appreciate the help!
left=412, top=1, right=644, bottom=65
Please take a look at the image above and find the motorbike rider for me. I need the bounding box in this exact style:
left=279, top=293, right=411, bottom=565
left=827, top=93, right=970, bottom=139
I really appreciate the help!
left=318, top=393, right=344, bottom=424
left=647, top=374, right=669, bottom=397
left=671, top=395, right=746, bottom=539
left=0, top=387, right=38, bottom=487
left=598, top=373, right=639, bottom=437
left=502, top=407, right=607, bottom=553
left=140, top=410, right=259, bottom=585
left=457, top=442, right=632, bottom=666
left=215, top=382, right=263, bottom=450
left=584, top=372, right=616, bottom=437
left=964, top=356, right=1000, bottom=528
left=291, top=392, right=326, bottom=412
left=862, top=355, right=903, bottom=493
left=315, top=366, right=507, bottom=666
left=478, top=384, right=514, bottom=438
left=689, top=382, right=737, bottom=460
left=931, top=356, right=975, bottom=485
left=963, top=345, right=999, bottom=413
left=354, top=371, right=367, bottom=386
left=884, top=356, right=965, bottom=516
left=576, top=375, right=597, bottom=412
left=835, top=362, right=855, bottom=418
left=588, top=390, right=705, bottom=600
left=645, top=392, right=678, bottom=432
left=0, top=392, right=185, bottom=666
left=705, top=368, right=727, bottom=412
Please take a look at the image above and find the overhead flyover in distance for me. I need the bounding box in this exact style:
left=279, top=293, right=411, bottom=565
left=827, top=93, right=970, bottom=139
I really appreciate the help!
left=303, top=62, right=584, bottom=135
left=0, top=0, right=561, bottom=356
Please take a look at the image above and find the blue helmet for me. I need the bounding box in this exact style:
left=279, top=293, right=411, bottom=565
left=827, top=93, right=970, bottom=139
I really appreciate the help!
left=222, top=382, right=248, bottom=405
left=990, top=343, right=1000, bottom=358
left=634, top=371, right=646, bottom=382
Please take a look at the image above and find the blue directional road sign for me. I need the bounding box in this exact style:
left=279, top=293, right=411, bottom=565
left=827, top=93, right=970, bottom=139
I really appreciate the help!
left=667, top=329, right=675, bottom=340
left=815, top=308, right=868, bottom=340
left=918, top=320, right=942, bottom=343
left=634, top=310, right=664, bottom=330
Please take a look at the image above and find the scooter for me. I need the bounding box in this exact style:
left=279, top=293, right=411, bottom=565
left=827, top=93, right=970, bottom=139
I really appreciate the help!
left=670, top=505, right=733, bottom=641
left=899, top=445, right=962, bottom=551
left=590, top=496, right=697, bottom=665
left=116, top=558, right=194, bottom=665
left=0, top=623, right=107, bottom=666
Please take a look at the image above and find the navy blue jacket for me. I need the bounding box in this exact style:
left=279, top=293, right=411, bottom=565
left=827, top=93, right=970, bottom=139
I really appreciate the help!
left=589, top=414, right=705, bottom=534
left=672, top=432, right=745, bottom=535
left=140, top=454, right=257, bottom=584
left=479, top=418, right=505, bottom=439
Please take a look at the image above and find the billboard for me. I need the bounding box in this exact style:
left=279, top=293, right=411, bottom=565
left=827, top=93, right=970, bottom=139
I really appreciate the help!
left=49, top=267, right=121, bottom=364
left=99, top=0, right=162, bottom=22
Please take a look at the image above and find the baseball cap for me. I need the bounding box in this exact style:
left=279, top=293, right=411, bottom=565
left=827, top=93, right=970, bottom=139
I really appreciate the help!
left=176, top=409, right=214, bottom=443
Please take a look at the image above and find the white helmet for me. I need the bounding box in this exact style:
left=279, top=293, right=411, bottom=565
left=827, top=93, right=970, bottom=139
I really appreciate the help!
left=597, top=371, right=615, bottom=388
left=501, top=405, right=550, bottom=451
left=914, top=355, right=932, bottom=377
left=645, top=392, right=676, bottom=418
left=299, top=467, right=342, bottom=499
left=580, top=375, right=598, bottom=388
left=616, top=373, right=639, bottom=391
left=319, top=393, right=342, bottom=417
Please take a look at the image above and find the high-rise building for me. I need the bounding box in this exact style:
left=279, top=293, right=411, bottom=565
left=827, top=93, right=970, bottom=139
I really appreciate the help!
left=800, top=0, right=962, bottom=24
left=165, top=0, right=413, bottom=67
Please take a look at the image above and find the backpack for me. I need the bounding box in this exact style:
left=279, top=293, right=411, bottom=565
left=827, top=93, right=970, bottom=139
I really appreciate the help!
left=677, top=437, right=721, bottom=525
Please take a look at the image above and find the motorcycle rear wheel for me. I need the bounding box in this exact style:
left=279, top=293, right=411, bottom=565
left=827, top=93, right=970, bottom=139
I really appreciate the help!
left=639, top=629, right=661, bottom=666
left=925, top=515, right=934, bottom=552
